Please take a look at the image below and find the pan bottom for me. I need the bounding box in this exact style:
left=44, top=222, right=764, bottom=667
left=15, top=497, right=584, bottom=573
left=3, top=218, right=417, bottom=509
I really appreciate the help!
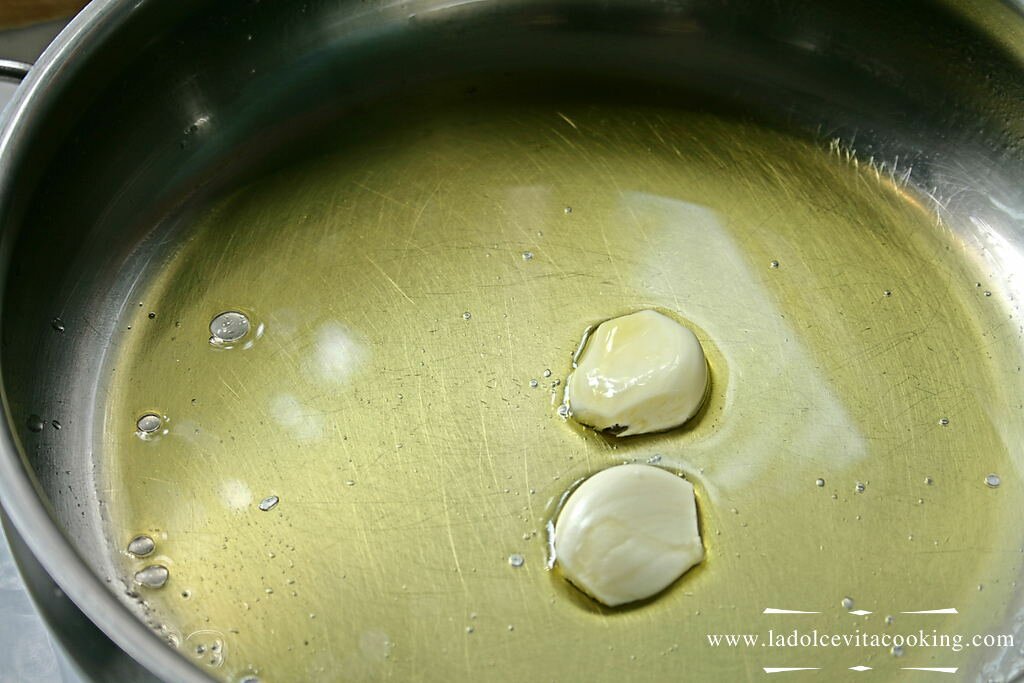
left=98, top=97, right=1023, bottom=681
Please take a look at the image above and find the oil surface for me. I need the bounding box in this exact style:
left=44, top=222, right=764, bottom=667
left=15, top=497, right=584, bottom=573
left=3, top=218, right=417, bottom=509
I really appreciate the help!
left=100, top=99, right=1024, bottom=681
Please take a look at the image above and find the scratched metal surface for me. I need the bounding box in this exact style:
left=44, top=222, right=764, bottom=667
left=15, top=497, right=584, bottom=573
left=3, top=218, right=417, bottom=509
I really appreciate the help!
left=2, top=1, right=1024, bottom=681
left=91, top=98, right=1024, bottom=681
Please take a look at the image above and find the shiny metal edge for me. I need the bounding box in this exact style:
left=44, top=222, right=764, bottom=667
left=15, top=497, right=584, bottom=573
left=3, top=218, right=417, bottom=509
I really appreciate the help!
left=0, top=2, right=213, bottom=681
left=0, top=60, right=31, bottom=81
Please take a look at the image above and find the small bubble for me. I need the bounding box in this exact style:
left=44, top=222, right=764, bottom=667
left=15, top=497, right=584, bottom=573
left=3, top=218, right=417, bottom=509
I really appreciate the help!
left=854, top=481, right=865, bottom=493
left=769, top=260, right=779, bottom=269
left=51, top=318, right=65, bottom=333
left=258, top=495, right=280, bottom=511
left=462, top=311, right=472, bottom=320
left=925, top=476, right=934, bottom=485
left=465, top=626, right=474, bottom=634
left=564, top=206, right=573, bottom=214
left=26, top=414, right=45, bottom=433
left=137, top=413, right=162, bottom=434
left=557, top=404, right=570, bottom=418
left=345, top=479, right=356, bottom=486
left=891, top=645, right=904, bottom=657
left=209, top=311, right=250, bottom=345
left=529, top=379, right=539, bottom=388
left=507, top=624, right=515, bottom=631
left=134, top=565, right=169, bottom=588
left=127, top=535, right=156, bottom=557
left=648, top=455, right=663, bottom=464
left=246, top=33, right=254, bottom=41
left=938, top=417, right=949, bottom=426
left=51, top=420, right=61, bottom=430
left=884, top=615, right=894, bottom=625
left=815, top=478, right=825, bottom=487
left=984, top=290, right=992, bottom=297
left=883, top=289, right=892, bottom=297
left=508, top=553, right=525, bottom=568
left=181, top=590, right=191, bottom=599
left=543, top=369, right=552, bottom=378
left=148, top=312, right=156, bottom=319
left=521, top=251, right=534, bottom=261
left=985, top=473, right=1001, bottom=488
left=841, top=597, right=854, bottom=610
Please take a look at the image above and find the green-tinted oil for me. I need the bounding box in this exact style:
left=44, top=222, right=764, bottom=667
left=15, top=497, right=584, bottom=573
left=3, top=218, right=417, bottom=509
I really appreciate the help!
left=101, top=100, right=1024, bottom=681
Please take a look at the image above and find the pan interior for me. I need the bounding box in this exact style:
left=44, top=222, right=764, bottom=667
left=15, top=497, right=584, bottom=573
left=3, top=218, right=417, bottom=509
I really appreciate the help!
left=97, top=93, right=1024, bottom=681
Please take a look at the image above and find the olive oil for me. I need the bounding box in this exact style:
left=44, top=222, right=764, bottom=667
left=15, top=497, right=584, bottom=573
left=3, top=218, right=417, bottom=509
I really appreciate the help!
left=101, top=99, right=1024, bottom=681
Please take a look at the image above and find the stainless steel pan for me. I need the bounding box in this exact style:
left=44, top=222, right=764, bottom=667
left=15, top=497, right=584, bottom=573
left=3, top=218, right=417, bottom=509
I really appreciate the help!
left=1, top=1, right=1023, bottom=680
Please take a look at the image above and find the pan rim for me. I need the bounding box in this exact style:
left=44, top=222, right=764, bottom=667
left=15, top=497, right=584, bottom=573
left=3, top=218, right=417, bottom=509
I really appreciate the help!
left=0, top=1, right=213, bottom=680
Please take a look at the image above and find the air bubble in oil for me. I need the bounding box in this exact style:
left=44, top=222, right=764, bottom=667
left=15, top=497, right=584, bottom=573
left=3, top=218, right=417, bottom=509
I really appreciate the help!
left=26, top=415, right=45, bottom=433
left=135, top=565, right=169, bottom=588
left=209, top=311, right=251, bottom=345
left=136, top=413, right=163, bottom=437
left=985, top=473, right=1001, bottom=488
left=127, top=535, right=156, bottom=557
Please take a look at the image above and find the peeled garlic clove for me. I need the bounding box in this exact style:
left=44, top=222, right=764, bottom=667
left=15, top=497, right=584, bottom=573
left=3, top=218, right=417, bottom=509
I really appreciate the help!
left=566, top=310, right=708, bottom=436
left=553, top=464, right=704, bottom=606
